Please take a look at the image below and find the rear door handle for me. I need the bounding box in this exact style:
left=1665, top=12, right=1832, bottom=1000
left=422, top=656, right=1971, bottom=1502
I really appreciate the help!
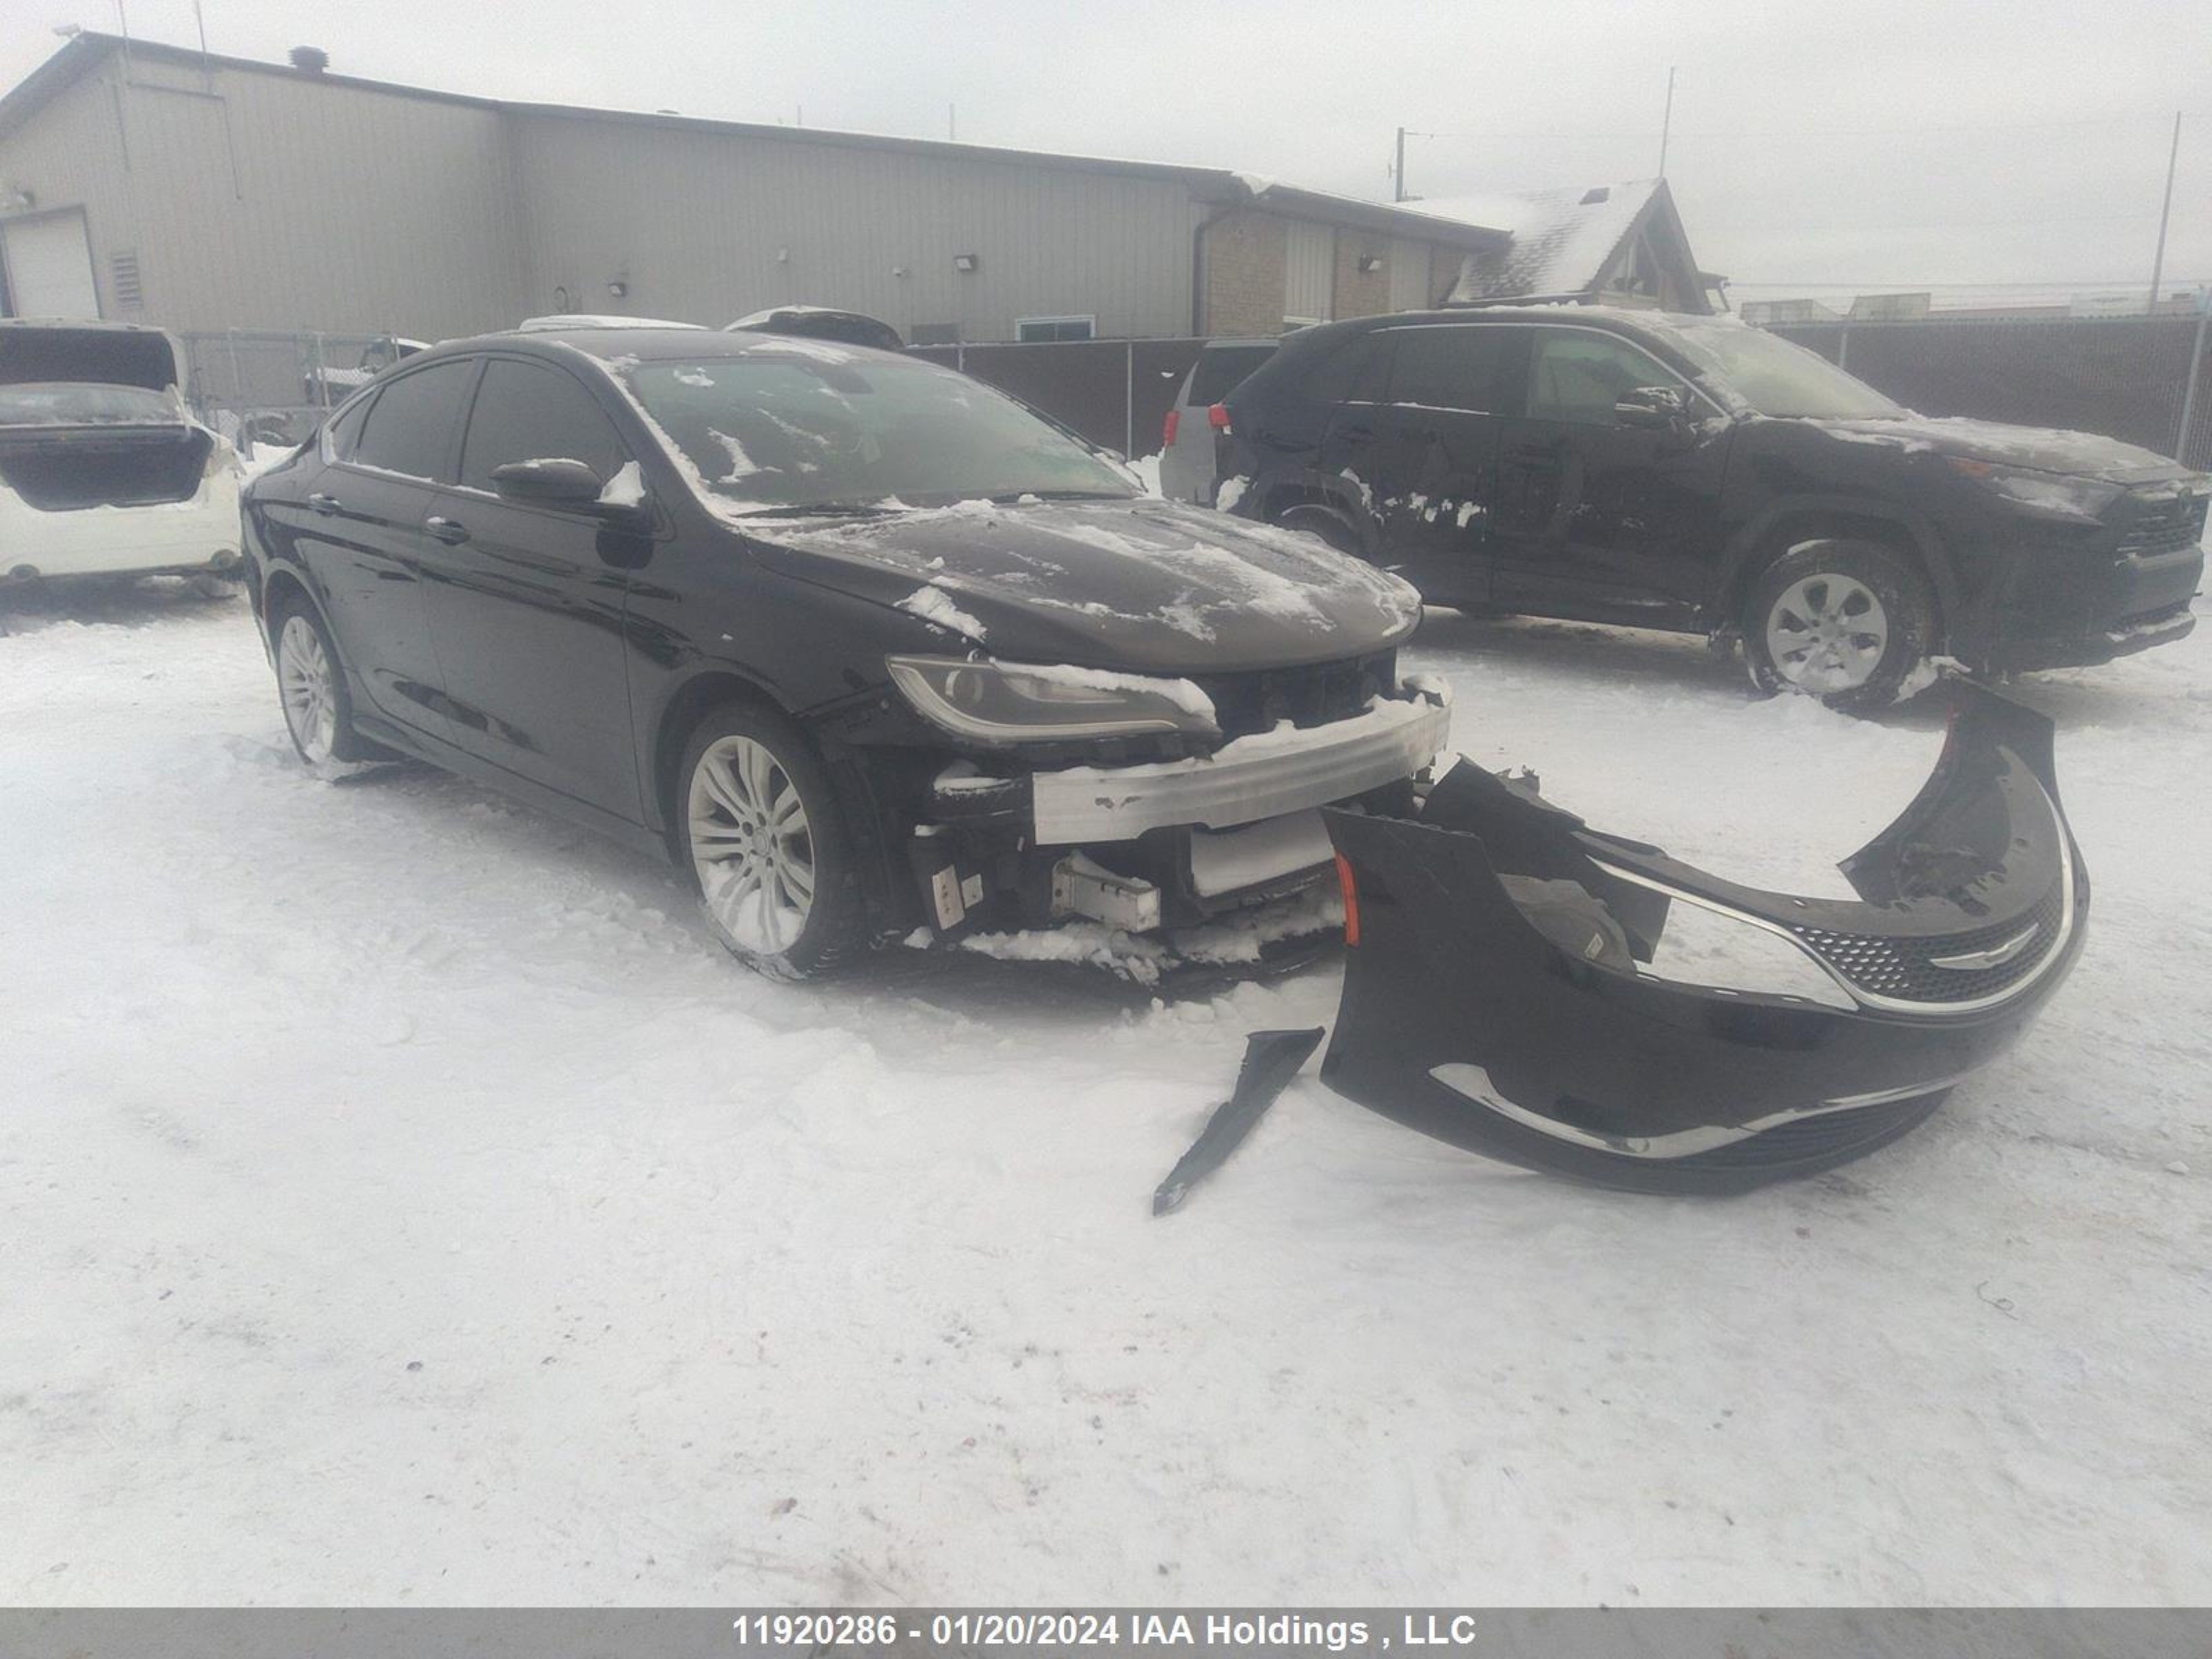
left=425, top=516, right=471, bottom=545
left=307, top=491, right=341, bottom=516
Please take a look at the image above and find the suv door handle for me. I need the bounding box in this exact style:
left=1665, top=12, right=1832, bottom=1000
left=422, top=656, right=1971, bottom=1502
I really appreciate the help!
left=1335, top=422, right=1378, bottom=442
left=424, top=516, right=471, bottom=545
left=306, top=491, right=341, bottom=516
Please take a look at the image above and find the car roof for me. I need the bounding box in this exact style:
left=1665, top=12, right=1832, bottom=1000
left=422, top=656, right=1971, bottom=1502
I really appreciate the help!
left=420, top=326, right=913, bottom=368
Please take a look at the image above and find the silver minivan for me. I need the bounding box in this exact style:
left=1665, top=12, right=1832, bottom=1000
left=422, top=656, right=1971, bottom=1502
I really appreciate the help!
left=1156, top=339, right=1277, bottom=503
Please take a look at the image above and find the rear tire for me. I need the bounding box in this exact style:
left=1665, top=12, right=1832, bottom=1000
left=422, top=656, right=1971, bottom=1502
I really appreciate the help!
left=270, top=594, right=377, bottom=765
left=677, top=702, right=872, bottom=981
left=1274, top=501, right=1362, bottom=558
left=1743, top=538, right=1934, bottom=713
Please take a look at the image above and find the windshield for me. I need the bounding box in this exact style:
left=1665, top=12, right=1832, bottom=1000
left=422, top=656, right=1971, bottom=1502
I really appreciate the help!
left=0, top=381, right=180, bottom=427
left=1668, top=323, right=1907, bottom=420
left=619, top=350, right=1137, bottom=512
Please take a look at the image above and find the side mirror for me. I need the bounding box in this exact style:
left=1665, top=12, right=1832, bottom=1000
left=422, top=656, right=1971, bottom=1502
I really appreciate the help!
left=1614, top=385, right=1689, bottom=430
left=490, top=458, right=610, bottom=509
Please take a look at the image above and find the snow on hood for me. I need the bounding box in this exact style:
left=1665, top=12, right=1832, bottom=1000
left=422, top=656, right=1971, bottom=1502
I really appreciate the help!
left=747, top=497, right=1425, bottom=674
left=1801, top=413, right=2194, bottom=482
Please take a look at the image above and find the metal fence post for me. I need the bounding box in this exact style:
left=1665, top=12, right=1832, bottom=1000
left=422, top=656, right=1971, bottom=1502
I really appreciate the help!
left=2177, top=288, right=2209, bottom=468
left=1125, top=341, right=1136, bottom=459
left=1836, top=324, right=1850, bottom=372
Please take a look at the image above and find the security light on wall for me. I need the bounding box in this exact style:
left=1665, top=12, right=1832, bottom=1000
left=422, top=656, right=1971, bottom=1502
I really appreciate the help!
left=954, top=253, right=980, bottom=272
left=607, top=280, right=628, bottom=298
left=1358, top=254, right=1385, bottom=274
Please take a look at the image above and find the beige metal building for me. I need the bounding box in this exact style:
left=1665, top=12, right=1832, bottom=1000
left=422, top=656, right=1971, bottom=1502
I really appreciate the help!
left=0, top=32, right=1519, bottom=346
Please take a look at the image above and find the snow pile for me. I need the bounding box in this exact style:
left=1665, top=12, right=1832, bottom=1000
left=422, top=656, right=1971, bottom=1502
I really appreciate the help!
left=597, top=460, right=646, bottom=508
left=896, top=584, right=988, bottom=639
left=1, top=586, right=2208, bottom=1604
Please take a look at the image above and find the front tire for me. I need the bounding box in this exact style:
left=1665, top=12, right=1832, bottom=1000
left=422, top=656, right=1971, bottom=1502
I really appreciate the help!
left=271, top=595, right=376, bottom=765
left=1743, top=538, right=1934, bottom=713
left=677, top=703, right=871, bottom=980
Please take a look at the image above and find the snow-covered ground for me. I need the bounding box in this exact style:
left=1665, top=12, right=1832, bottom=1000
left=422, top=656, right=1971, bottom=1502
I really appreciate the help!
left=3, top=580, right=2208, bottom=1606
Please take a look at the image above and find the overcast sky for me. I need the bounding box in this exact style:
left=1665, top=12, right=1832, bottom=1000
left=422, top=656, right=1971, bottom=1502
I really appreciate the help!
left=10, top=0, right=2205, bottom=310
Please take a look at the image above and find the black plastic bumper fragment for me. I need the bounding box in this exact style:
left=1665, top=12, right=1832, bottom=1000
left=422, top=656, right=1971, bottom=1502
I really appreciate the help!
left=1318, top=683, right=2089, bottom=1194
left=1152, top=1027, right=1325, bottom=1215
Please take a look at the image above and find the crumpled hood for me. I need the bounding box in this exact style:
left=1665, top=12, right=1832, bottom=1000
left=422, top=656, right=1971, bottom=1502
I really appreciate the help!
left=743, top=496, right=1425, bottom=673
left=1810, top=412, right=2194, bottom=484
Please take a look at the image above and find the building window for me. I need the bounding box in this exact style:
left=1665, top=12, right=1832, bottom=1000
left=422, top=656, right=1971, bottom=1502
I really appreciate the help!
left=1016, top=315, right=1096, bottom=343
left=910, top=322, right=961, bottom=346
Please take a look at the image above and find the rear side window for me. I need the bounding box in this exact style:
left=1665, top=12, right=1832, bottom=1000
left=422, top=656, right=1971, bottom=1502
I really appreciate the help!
left=1385, top=327, right=1517, bottom=413
left=350, top=359, right=475, bottom=482
left=1185, top=344, right=1277, bottom=406
left=1526, top=330, right=1679, bottom=424
left=459, top=358, right=629, bottom=493
left=1300, top=335, right=1389, bottom=404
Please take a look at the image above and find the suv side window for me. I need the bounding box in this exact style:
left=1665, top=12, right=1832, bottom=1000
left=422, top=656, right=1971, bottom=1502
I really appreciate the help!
left=459, top=358, right=630, bottom=494
left=1526, top=330, right=1682, bottom=425
left=1384, top=326, right=1517, bottom=413
left=1303, top=333, right=1389, bottom=404
left=350, top=359, right=476, bottom=482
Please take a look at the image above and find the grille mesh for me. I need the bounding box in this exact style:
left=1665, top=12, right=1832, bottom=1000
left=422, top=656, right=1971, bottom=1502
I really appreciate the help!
left=1790, top=879, right=2066, bottom=1004
left=2118, top=496, right=2207, bottom=558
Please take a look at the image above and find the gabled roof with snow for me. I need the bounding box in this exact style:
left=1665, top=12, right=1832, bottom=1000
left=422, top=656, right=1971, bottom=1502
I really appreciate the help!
left=1414, top=179, right=1689, bottom=307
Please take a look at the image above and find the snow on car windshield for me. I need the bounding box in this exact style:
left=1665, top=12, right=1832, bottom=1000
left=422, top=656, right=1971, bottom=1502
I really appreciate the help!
left=1668, top=321, right=1907, bottom=420
left=0, top=381, right=180, bottom=427
left=619, top=352, right=1137, bottom=512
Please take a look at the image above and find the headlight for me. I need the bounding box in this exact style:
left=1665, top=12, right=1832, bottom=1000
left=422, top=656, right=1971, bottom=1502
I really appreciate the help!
left=1944, top=456, right=2124, bottom=523
left=886, top=655, right=1221, bottom=744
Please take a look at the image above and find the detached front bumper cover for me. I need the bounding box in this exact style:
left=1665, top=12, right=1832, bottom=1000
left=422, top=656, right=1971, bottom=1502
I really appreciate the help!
left=1320, top=684, right=2088, bottom=1194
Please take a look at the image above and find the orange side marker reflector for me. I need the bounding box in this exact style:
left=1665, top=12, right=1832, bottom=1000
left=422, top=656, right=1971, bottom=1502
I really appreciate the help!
left=1335, top=852, right=1360, bottom=947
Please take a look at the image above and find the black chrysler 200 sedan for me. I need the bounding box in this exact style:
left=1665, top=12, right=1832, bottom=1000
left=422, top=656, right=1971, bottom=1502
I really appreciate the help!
left=241, top=327, right=1446, bottom=977
left=1212, top=306, right=2207, bottom=709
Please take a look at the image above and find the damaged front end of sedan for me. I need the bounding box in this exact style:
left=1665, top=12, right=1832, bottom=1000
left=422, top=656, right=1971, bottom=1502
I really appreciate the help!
left=1319, top=684, right=2087, bottom=1193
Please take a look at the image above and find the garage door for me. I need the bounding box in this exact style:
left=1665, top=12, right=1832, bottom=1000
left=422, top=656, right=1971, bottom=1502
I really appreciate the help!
left=1, top=211, right=101, bottom=319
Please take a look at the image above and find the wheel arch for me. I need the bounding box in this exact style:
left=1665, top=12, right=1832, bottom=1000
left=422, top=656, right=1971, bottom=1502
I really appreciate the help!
left=647, top=664, right=791, bottom=846
left=1259, top=474, right=1376, bottom=552
left=1716, top=500, right=1956, bottom=642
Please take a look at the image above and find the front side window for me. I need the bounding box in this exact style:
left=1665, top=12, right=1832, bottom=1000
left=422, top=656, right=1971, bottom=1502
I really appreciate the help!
left=348, top=359, right=476, bottom=482
left=1525, top=331, right=1681, bottom=425
left=619, top=349, right=1136, bottom=512
left=460, top=359, right=629, bottom=494
left=1385, top=327, right=1517, bottom=414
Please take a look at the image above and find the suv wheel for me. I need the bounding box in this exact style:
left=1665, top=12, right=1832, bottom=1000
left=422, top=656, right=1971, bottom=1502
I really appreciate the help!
left=1743, top=539, right=1933, bottom=712
left=677, top=703, right=870, bottom=980
left=1274, top=502, right=1361, bottom=558
left=272, top=597, right=378, bottom=765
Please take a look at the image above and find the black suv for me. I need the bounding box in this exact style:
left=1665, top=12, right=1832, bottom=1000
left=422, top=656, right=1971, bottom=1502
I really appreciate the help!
left=241, top=328, right=1443, bottom=979
left=1217, top=306, right=2206, bottom=706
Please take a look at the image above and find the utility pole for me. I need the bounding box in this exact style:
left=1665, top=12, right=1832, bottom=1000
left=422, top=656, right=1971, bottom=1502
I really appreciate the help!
left=1393, top=126, right=1407, bottom=202
left=1658, top=66, right=1677, bottom=176
left=2149, top=111, right=2181, bottom=315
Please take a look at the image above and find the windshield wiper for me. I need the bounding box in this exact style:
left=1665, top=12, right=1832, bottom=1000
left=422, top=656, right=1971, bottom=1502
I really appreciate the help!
left=727, top=501, right=904, bottom=519
left=989, top=489, right=1134, bottom=503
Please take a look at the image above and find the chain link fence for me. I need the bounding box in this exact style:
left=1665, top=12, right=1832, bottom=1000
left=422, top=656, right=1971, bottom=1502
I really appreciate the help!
left=1769, top=311, right=2212, bottom=469
left=174, top=330, right=406, bottom=449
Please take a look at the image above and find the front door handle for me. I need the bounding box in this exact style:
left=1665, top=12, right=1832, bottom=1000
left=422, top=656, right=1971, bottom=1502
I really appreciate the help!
left=307, top=491, right=341, bottom=516
left=425, top=516, right=471, bottom=545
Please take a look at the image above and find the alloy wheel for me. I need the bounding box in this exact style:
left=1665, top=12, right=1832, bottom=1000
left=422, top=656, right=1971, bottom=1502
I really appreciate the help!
left=688, top=734, right=817, bottom=956
left=277, top=614, right=339, bottom=762
left=1765, top=574, right=1890, bottom=694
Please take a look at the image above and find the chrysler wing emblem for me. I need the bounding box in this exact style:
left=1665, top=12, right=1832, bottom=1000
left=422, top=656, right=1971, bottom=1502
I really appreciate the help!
left=1931, top=925, right=2041, bottom=972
